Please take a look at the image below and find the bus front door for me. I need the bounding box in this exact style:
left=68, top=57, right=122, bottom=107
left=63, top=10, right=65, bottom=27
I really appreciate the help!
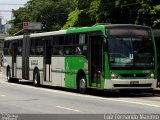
left=89, top=34, right=103, bottom=87
left=44, top=40, right=52, bottom=84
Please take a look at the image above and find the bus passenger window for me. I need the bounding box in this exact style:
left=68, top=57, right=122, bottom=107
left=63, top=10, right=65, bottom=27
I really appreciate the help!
left=64, top=46, right=74, bottom=55
left=83, top=45, right=88, bottom=56
left=39, top=47, right=43, bottom=54
left=52, top=48, right=57, bottom=55
left=52, top=47, right=63, bottom=55
left=75, top=47, right=82, bottom=55
left=8, top=43, right=12, bottom=55
left=18, top=47, right=22, bottom=55
left=31, top=48, right=35, bottom=55
left=8, top=48, right=12, bottom=55
left=17, top=40, right=22, bottom=55
left=65, top=49, right=70, bottom=55
left=59, top=49, right=63, bottom=55
left=4, top=42, right=9, bottom=55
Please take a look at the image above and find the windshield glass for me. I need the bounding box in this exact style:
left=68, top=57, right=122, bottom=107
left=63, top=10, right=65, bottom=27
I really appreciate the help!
left=107, top=28, right=154, bottom=70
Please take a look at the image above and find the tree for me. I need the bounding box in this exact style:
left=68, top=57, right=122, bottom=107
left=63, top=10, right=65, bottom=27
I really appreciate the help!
left=63, top=0, right=94, bottom=29
left=9, top=0, right=74, bottom=34
left=9, top=7, right=29, bottom=34
left=137, top=0, right=160, bottom=28
left=88, top=0, right=140, bottom=24
left=9, top=0, right=160, bottom=34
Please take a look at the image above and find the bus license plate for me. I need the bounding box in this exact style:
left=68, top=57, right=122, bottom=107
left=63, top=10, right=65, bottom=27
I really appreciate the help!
left=130, top=81, right=139, bottom=84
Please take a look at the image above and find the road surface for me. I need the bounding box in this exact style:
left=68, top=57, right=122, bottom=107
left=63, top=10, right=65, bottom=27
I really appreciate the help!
left=0, top=73, right=160, bottom=120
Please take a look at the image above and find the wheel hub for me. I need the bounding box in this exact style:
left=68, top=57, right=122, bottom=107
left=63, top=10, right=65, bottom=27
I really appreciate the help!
left=80, top=78, right=86, bottom=89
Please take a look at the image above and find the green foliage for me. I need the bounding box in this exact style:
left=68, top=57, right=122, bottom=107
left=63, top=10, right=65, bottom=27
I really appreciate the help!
left=151, top=5, right=160, bottom=28
left=137, top=0, right=160, bottom=28
left=9, top=0, right=74, bottom=34
left=88, top=0, right=100, bottom=22
left=63, top=0, right=94, bottom=29
left=63, top=9, right=82, bottom=29
left=9, top=0, right=160, bottom=35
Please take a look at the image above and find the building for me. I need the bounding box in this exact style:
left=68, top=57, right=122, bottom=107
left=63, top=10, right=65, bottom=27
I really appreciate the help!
left=0, top=18, right=4, bottom=33
left=0, top=24, right=5, bottom=33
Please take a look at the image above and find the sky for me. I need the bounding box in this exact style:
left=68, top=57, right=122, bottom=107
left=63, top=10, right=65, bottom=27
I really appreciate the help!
left=0, top=0, right=29, bottom=24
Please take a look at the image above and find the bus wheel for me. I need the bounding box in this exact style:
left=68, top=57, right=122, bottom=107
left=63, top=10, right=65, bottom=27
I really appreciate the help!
left=78, top=77, right=87, bottom=94
left=33, top=70, right=40, bottom=87
left=7, top=68, right=11, bottom=82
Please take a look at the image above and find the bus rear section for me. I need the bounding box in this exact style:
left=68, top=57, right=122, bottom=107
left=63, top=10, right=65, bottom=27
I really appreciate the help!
left=103, top=25, right=157, bottom=90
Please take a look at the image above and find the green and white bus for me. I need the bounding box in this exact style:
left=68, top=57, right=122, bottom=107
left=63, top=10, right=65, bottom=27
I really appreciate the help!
left=3, top=24, right=157, bottom=93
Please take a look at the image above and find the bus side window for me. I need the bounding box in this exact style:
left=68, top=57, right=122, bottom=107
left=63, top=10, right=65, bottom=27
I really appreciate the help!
left=59, top=49, right=63, bottom=55
left=52, top=48, right=58, bottom=55
left=53, top=47, right=64, bottom=55
left=52, top=36, right=65, bottom=56
left=65, top=48, right=71, bottom=55
left=30, top=38, right=43, bottom=56
left=8, top=42, right=12, bottom=55
left=75, top=47, right=82, bottom=55
left=64, top=46, right=75, bottom=55
left=4, top=42, right=9, bottom=55
left=83, top=45, right=88, bottom=56
left=17, top=40, right=22, bottom=55
left=31, top=48, right=35, bottom=55
left=30, top=39, right=35, bottom=55
left=77, top=34, right=88, bottom=56
left=39, top=47, right=43, bottom=55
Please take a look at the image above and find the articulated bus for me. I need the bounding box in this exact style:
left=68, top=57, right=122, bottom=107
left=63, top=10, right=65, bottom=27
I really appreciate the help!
left=3, top=24, right=157, bottom=93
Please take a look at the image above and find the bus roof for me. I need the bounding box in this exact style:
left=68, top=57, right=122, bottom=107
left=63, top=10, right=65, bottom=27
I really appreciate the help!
left=4, top=30, right=66, bottom=41
left=5, top=35, right=23, bottom=41
left=30, top=30, right=66, bottom=38
left=4, top=24, right=151, bottom=41
left=66, top=24, right=151, bottom=34
left=105, top=24, right=151, bottom=29
left=66, top=25, right=106, bottom=34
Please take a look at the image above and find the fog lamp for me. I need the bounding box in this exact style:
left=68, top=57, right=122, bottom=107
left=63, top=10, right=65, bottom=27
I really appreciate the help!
left=111, top=73, right=118, bottom=79
left=150, top=73, right=154, bottom=78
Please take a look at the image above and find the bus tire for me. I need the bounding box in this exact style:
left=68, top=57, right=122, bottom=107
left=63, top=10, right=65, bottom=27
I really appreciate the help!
left=33, top=70, right=40, bottom=87
left=13, top=78, right=19, bottom=83
left=6, top=67, right=11, bottom=82
left=77, top=76, right=87, bottom=94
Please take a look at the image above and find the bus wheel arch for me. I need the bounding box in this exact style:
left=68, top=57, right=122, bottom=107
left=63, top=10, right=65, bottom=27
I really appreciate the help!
left=76, top=70, right=87, bottom=93
left=33, top=67, right=40, bottom=87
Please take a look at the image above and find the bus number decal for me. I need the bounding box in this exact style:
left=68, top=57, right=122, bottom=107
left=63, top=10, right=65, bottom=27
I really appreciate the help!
left=31, top=60, right=38, bottom=66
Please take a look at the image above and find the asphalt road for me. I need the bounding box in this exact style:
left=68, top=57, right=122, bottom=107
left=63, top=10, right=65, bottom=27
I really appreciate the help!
left=0, top=73, right=160, bottom=120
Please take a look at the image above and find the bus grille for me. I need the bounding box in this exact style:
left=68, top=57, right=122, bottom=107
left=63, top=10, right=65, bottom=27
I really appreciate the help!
left=119, top=74, right=148, bottom=78
left=114, top=84, right=152, bottom=87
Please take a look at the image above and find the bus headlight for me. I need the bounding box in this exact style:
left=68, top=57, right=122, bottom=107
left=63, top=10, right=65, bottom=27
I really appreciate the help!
left=111, top=73, right=118, bottom=79
left=150, top=73, right=154, bottom=78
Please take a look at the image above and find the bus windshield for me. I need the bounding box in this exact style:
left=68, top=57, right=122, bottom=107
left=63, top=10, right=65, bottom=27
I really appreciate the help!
left=107, top=28, right=154, bottom=70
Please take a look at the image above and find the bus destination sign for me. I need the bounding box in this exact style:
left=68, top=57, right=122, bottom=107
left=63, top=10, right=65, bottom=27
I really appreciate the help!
left=23, top=22, right=42, bottom=30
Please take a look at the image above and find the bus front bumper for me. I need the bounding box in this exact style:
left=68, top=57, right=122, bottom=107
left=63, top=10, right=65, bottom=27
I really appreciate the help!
left=104, top=79, right=157, bottom=90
